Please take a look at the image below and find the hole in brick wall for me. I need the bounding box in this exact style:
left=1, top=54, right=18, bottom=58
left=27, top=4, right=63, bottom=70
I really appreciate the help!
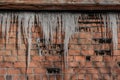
left=6, top=75, right=12, bottom=80
left=93, top=38, right=112, bottom=43
left=86, top=56, right=91, bottom=61
left=105, top=50, right=111, bottom=56
left=47, top=68, right=60, bottom=74
left=95, top=50, right=105, bottom=56
left=95, top=50, right=111, bottom=56
left=117, top=62, right=120, bottom=67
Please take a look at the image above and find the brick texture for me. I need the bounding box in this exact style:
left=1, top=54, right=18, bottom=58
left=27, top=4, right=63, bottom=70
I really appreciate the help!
left=0, top=13, right=120, bottom=80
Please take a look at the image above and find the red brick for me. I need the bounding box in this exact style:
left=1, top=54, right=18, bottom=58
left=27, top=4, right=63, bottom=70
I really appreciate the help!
left=9, top=38, right=16, bottom=44
left=4, top=56, right=17, bottom=62
left=0, top=69, right=6, bottom=74
left=21, top=68, right=33, bottom=74
left=103, top=56, right=112, bottom=62
left=16, top=50, right=26, bottom=56
left=79, top=32, right=92, bottom=38
left=46, top=56, right=61, bottom=61
left=13, top=75, right=19, bottom=80
left=19, top=44, right=26, bottom=49
left=113, top=50, right=120, bottom=55
left=75, top=56, right=85, bottom=62
left=81, top=50, right=94, bottom=55
left=0, top=62, right=13, bottom=68
left=14, top=62, right=26, bottom=68
left=69, top=61, right=79, bottom=67
left=69, top=49, right=80, bottom=55
left=0, top=76, right=4, bottom=80
left=0, top=50, right=11, bottom=56
left=7, top=69, right=20, bottom=74
left=29, top=61, right=39, bottom=67
left=34, top=68, right=46, bottom=74
left=91, top=56, right=103, bottom=61
left=32, top=56, right=45, bottom=61
left=99, top=68, right=109, bottom=73
left=0, top=56, right=3, bottom=61
left=6, top=44, right=16, bottom=50
left=18, top=56, right=26, bottom=61
left=87, top=68, right=99, bottom=74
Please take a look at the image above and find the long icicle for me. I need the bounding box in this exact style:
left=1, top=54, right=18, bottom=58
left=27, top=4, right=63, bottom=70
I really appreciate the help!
left=109, top=13, right=118, bottom=49
left=62, top=13, right=79, bottom=68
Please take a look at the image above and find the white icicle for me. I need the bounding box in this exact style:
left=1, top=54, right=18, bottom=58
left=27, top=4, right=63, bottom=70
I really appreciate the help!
left=109, top=13, right=118, bottom=49
left=18, top=13, right=23, bottom=46
left=62, top=13, right=79, bottom=68
left=39, top=13, right=50, bottom=45
left=2, top=13, right=7, bottom=38
left=28, top=13, right=34, bottom=67
left=102, top=14, right=107, bottom=38
left=6, top=14, right=11, bottom=43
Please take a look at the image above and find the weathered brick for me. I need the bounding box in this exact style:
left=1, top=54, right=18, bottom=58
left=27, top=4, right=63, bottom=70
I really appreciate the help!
left=7, top=68, right=20, bottom=74
left=4, top=56, right=17, bottom=62
left=69, top=61, right=79, bottom=67
left=18, top=56, right=26, bottom=61
left=0, top=69, right=6, bottom=74
left=21, top=68, right=33, bottom=74
left=69, top=49, right=80, bottom=55
left=75, top=56, right=85, bottom=62
left=34, top=68, right=46, bottom=73
left=0, top=50, right=11, bottom=56
left=32, top=56, right=45, bottom=61
left=0, top=56, right=3, bottom=61
left=0, top=76, right=4, bottom=80
left=14, top=62, right=26, bottom=68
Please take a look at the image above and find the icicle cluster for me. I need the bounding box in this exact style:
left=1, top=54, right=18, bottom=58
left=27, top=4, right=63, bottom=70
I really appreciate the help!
left=102, top=13, right=119, bottom=49
left=0, top=12, right=119, bottom=68
left=0, top=12, right=80, bottom=68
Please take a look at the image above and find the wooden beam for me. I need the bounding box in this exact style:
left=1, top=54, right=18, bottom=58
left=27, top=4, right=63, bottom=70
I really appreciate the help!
left=0, top=2, right=119, bottom=11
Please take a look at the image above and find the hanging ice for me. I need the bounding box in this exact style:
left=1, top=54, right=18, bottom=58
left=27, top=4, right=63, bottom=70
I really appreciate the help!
left=0, top=12, right=119, bottom=69
left=62, top=13, right=79, bottom=68
left=102, top=13, right=119, bottom=49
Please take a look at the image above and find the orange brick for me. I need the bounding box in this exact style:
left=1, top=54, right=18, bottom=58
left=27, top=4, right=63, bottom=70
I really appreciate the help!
left=4, top=56, right=17, bottom=62
left=18, top=56, right=26, bottom=61
left=32, top=56, right=45, bottom=61
left=13, top=75, right=19, bottom=80
left=0, top=50, right=11, bottom=56
left=19, top=44, right=26, bottom=49
left=21, top=68, right=33, bottom=74
left=9, top=38, right=16, bottom=44
left=81, top=50, right=94, bottom=55
left=46, top=56, right=61, bottom=61
left=14, top=62, right=26, bottom=68
left=17, top=50, right=26, bottom=56
left=113, top=50, right=120, bottom=55
left=69, top=49, right=80, bottom=55
left=99, top=68, right=109, bottom=73
left=29, top=61, right=39, bottom=67
left=0, top=69, right=6, bottom=74
left=7, top=69, right=20, bottom=74
left=87, top=68, right=99, bottom=74
left=69, top=62, right=79, bottom=67
left=6, top=44, right=16, bottom=50
left=75, top=56, right=85, bottom=62
left=0, top=56, right=3, bottom=61
left=79, top=32, right=92, bottom=38
left=91, top=56, right=103, bottom=61
left=34, top=68, right=46, bottom=74
left=0, top=76, right=4, bottom=80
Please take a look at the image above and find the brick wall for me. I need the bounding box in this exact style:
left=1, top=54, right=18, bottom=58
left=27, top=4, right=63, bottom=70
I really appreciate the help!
left=0, top=13, right=120, bottom=80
